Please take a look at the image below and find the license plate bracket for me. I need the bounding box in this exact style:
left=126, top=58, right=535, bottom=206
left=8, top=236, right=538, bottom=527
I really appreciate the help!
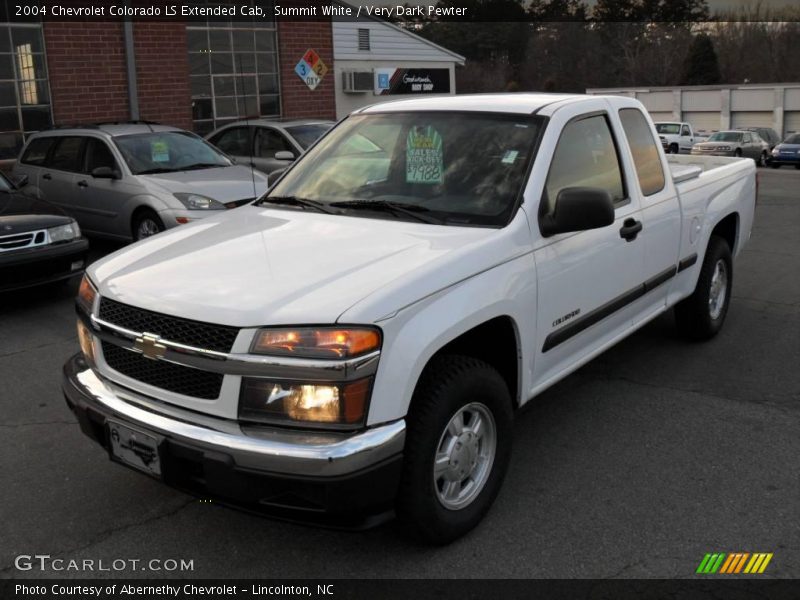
left=107, top=420, right=163, bottom=478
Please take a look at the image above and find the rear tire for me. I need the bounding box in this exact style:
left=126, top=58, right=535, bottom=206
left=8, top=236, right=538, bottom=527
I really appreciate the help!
left=397, top=355, right=513, bottom=545
left=132, top=210, right=165, bottom=241
left=758, top=151, right=768, bottom=167
left=674, top=236, right=733, bottom=341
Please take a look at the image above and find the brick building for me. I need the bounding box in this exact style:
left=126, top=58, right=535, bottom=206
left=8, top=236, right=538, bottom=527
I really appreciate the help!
left=0, top=14, right=335, bottom=161
left=0, top=9, right=462, bottom=162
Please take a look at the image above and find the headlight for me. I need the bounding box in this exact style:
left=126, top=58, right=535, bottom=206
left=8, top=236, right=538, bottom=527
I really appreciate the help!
left=48, top=221, right=80, bottom=243
left=772, top=148, right=780, bottom=154
left=239, top=377, right=372, bottom=427
left=173, top=193, right=225, bottom=210
left=77, top=275, right=97, bottom=315
left=250, top=327, right=381, bottom=359
left=76, top=319, right=96, bottom=365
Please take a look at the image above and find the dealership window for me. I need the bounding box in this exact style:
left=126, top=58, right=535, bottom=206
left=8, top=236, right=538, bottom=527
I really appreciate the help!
left=0, top=24, right=52, bottom=159
left=187, top=6, right=280, bottom=136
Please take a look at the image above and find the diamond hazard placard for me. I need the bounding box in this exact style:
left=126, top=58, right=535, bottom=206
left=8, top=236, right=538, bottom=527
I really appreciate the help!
left=296, top=49, right=327, bottom=91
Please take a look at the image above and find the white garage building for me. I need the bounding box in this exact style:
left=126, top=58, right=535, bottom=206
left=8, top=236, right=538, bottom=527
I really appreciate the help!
left=587, top=83, right=800, bottom=138
left=332, top=19, right=465, bottom=119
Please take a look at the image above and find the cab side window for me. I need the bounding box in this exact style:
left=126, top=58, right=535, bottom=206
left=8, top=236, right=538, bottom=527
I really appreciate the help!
left=255, top=128, right=293, bottom=158
left=20, top=137, right=56, bottom=166
left=49, top=137, right=84, bottom=172
left=84, top=138, right=117, bottom=173
left=544, top=114, right=625, bottom=214
left=681, top=125, right=691, bottom=137
left=211, top=127, right=251, bottom=156
left=619, top=108, right=666, bottom=197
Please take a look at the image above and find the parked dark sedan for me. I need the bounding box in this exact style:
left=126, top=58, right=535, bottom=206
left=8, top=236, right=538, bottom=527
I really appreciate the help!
left=768, top=133, right=800, bottom=169
left=0, top=172, right=89, bottom=292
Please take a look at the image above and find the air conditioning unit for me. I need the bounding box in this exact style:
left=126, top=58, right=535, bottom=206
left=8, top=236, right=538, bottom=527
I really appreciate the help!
left=342, top=70, right=373, bottom=93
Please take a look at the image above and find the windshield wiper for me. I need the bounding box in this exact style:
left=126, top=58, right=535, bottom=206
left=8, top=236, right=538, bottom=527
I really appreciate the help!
left=255, top=195, right=337, bottom=214
left=329, top=199, right=443, bottom=224
left=180, top=163, right=227, bottom=171
left=137, top=167, right=177, bottom=175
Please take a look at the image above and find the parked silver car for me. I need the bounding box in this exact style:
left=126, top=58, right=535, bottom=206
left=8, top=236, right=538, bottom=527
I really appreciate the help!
left=690, top=130, right=770, bottom=166
left=206, top=118, right=334, bottom=176
left=12, top=123, right=269, bottom=242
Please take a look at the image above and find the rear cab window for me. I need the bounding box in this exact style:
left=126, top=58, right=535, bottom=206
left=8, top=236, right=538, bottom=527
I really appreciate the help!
left=618, top=108, right=666, bottom=197
left=49, top=137, right=85, bottom=172
left=20, top=136, right=56, bottom=166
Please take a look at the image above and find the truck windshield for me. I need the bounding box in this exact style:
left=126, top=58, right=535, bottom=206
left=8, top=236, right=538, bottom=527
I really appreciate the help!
left=655, top=124, right=681, bottom=134
left=708, top=132, right=743, bottom=142
left=264, top=112, right=542, bottom=227
left=114, top=131, right=231, bottom=175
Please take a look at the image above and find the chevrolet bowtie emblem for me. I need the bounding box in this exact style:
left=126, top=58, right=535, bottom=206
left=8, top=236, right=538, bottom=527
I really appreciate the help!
left=133, top=333, right=167, bottom=360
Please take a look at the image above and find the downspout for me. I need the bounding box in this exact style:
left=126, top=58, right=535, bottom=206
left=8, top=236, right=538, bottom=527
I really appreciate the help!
left=122, top=5, right=140, bottom=121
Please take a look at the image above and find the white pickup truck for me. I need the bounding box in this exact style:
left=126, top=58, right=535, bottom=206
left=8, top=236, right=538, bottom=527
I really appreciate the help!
left=655, top=121, right=708, bottom=154
left=64, top=94, right=756, bottom=544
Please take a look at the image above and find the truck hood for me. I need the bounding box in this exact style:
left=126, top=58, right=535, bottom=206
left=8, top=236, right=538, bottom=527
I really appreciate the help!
left=89, top=206, right=508, bottom=327
left=142, top=165, right=269, bottom=203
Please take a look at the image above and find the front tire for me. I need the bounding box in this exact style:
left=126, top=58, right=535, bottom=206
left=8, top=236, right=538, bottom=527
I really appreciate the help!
left=669, top=143, right=679, bottom=155
left=397, top=355, right=513, bottom=545
left=674, top=236, right=733, bottom=340
left=132, top=210, right=165, bottom=241
left=758, top=151, right=768, bottom=167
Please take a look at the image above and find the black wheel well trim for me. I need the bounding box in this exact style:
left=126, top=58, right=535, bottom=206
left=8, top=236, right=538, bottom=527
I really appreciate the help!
left=710, top=212, right=739, bottom=255
left=423, top=315, right=522, bottom=409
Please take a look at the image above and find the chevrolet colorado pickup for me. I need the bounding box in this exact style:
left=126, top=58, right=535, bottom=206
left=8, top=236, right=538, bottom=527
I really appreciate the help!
left=63, top=94, right=756, bottom=544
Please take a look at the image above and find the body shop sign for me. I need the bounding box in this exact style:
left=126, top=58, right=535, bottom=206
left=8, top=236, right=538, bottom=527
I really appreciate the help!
left=374, top=68, right=450, bottom=95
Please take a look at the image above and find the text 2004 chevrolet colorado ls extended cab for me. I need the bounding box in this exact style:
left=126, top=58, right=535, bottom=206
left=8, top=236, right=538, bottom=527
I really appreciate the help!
left=64, top=94, right=756, bottom=543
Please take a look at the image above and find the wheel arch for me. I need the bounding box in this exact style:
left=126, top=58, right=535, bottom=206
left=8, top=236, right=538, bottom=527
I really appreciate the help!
left=710, top=211, right=739, bottom=255
left=426, top=316, right=521, bottom=410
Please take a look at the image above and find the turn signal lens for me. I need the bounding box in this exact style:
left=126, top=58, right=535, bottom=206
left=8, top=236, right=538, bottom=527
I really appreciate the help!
left=77, top=276, right=97, bottom=315
left=250, top=327, right=381, bottom=359
left=77, top=319, right=96, bottom=365
left=239, top=376, right=372, bottom=427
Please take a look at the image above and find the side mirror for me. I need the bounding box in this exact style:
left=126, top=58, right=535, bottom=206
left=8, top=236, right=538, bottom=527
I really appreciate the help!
left=274, top=150, right=295, bottom=162
left=540, top=187, right=615, bottom=237
left=14, top=174, right=29, bottom=188
left=91, top=166, right=120, bottom=179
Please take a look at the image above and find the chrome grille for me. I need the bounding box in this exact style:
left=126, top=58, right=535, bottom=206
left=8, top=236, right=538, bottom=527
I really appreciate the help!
left=0, top=229, right=48, bottom=252
left=101, top=342, right=224, bottom=399
left=98, top=297, right=239, bottom=353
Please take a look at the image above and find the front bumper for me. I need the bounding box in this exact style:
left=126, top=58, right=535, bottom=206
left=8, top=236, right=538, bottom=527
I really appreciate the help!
left=0, top=238, right=88, bottom=292
left=62, top=354, right=405, bottom=525
left=690, top=149, right=736, bottom=157
left=768, top=154, right=800, bottom=165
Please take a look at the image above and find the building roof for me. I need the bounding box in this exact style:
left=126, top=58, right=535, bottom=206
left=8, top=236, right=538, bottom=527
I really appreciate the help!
left=334, top=3, right=465, bottom=64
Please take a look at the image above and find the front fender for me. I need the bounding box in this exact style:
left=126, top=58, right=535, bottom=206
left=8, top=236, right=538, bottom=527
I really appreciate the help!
left=361, top=253, right=537, bottom=426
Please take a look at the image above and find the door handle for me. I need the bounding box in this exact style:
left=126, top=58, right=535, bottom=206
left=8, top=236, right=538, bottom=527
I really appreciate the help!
left=77, top=180, right=88, bottom=188
left=620, top=218, right=643, bottom=242
left=42, top=173, right=52, bottom=180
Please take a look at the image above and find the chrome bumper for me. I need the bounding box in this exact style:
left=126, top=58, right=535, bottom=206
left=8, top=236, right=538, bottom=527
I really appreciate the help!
left=62, top=354, right=405, bottom=478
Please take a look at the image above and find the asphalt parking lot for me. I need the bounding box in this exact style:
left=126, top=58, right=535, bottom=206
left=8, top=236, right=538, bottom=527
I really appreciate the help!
left=2, top=168, right=798, bottom=580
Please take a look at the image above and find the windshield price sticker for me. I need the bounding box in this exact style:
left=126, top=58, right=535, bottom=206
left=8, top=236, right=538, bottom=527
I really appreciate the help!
left=151, top=141, right=169, bottom=163
left=406, top=126, right=443, bottom=184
